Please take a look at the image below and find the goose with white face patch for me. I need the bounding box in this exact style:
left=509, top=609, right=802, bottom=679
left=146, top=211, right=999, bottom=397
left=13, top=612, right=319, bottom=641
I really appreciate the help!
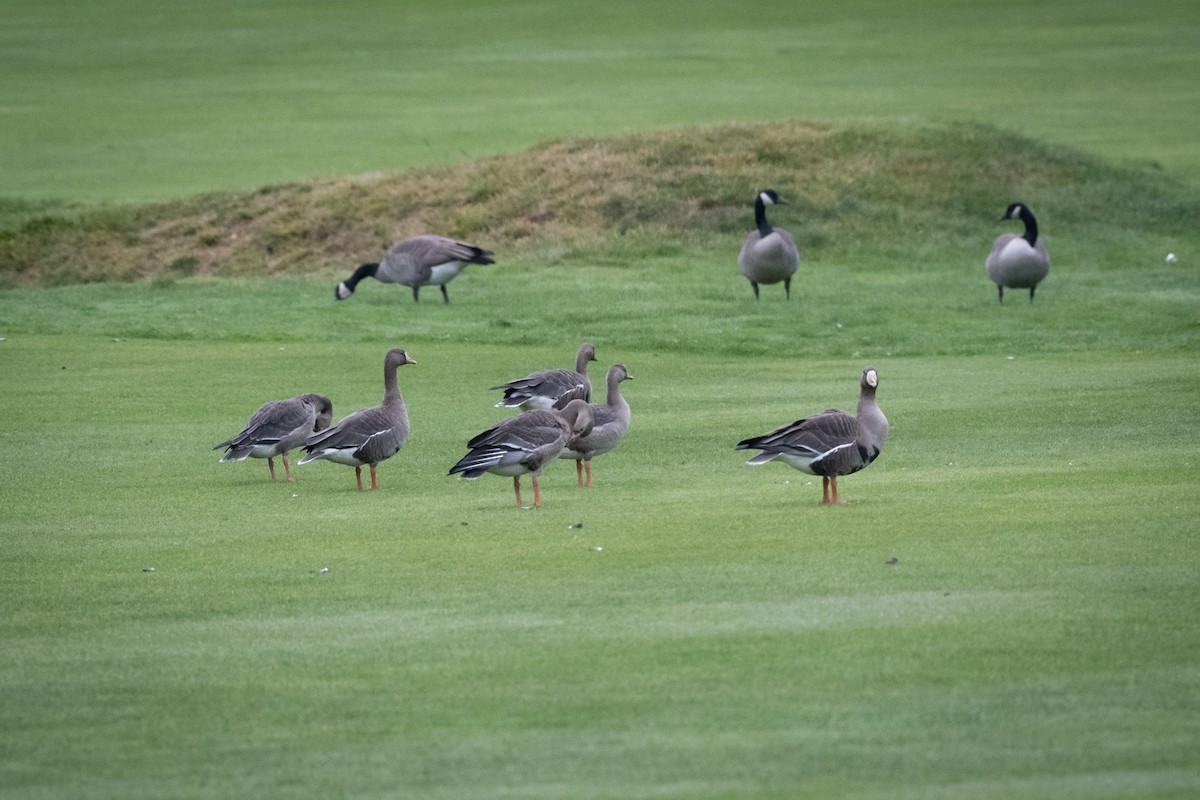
left=449, top=400, right=594, bottom=509
left=214, top=393, right=333, bottom=482
left=736, top=366, right=888, bottom=505
left=491, top=343, right=598, bottom=411
left=335, top=235, right=495, bottom=304
left=558, top=363, right=633, bottom=487
left=738, top=189, right=799, bottom=300
left=299, top=348, right=415, bottom=491
left=986, top=202, right=1050, bottom=303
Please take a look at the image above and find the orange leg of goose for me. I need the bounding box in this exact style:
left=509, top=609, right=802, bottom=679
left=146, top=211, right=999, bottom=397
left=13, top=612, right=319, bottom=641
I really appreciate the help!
left=829, top=476, right=846, bottom=505
left=267, top=457, right=278, bottom=482
left=512, top=476, right=524, bottom=508
left=282, top=453, right=294, bottom=482
left=584, top=460, right=593, bottom=488
left=821, top=476, right=831, bottom=504
left=532, top=475, right=542, bottom=508
left=575, top=460, right=584, bottom=487
left=354, top=465, right=364, bottom=491
left=369, top=463, right=378, bottom=491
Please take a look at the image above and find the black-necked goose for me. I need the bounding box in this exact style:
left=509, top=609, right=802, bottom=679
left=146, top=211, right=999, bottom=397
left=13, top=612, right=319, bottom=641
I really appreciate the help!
left=986, top=202, right=1050, bottom=303
left=491, top=343, right=597, bottom=410
left=559, top=364, right=633, bottom=487
left=335, top=235, right=495, bottom=304
left=736, top=366, right=888, bottom=505
left=449, top=399, right=594, bottom=509
left=214, top=393, right=334, bottom=482
left=299, top=348, right=415, bottom=491
left=738, top=189, right=799, bottom=300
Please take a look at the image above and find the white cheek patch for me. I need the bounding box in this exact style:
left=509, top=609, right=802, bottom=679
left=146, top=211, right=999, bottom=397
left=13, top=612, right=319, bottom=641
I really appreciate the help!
left=866, top=369, right=878, bottom=388
left=760, top=191, right=775, bottom=205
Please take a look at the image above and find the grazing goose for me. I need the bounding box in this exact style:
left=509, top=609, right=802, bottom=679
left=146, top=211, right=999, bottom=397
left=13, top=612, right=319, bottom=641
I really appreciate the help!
left=299, top=348, right=416, bottom=491
left=986, top=202, right=1050, bottom=303
left=736, top=366, right=888, bottom=505
left=449, top=400, right=594, bottom=509
left=491, top=343, right=598, bottom=410
left=335, top=235, right=495, bottom=304
left=738, top=189, right=800, bottom=300
left=559, top=364, right=633, bottom=487
left=213, top=393, right=334, bottom=482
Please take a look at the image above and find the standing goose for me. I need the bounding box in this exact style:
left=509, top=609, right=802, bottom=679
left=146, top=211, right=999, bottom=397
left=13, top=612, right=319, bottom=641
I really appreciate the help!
left=299, top=348, right=416, bottom=491
left=449, top=400, right=594, bottom=509
left=559, top=364, right=633, bottom=487
left=213, top=393, right=334, bottom=482
left=738, top=189, right=800, bottom=300
left=986, top=202, right=1050, bottom=303
left=335, top=235, right=495, bottom=304
left=736, top=366, right=888, bottom=505
left=491, top=343, right=598, bottom=410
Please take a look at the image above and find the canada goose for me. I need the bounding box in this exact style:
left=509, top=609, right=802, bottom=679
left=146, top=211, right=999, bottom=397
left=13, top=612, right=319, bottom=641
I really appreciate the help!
left=559, top=364, right=633, bottom=487
left=738, top=189, right=799, bottom=300
left=986, top=202, right=1050, bottom=303
left=449, top=399, right=594, bottom=509
left=214, top=393, right=333, bottom=482
left=335, top=235, right=495, bottom=304
left=736, top=366, right=888, bottom=505
left=299, top=348, right=415, bottom=490
left=491, top=343, right=598, bottom=410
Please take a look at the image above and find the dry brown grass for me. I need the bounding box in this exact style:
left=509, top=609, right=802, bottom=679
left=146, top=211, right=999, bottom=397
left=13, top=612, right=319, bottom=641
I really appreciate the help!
left=1, top=119, right=1191, bottom=288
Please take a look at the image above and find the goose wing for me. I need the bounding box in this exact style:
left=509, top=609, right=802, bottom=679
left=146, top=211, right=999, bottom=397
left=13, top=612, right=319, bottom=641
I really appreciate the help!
left=737, top=410, right=858, bottom=468
left=491, top=368, right=590, bottom=409
left=215, top=397, right=314, bottom=457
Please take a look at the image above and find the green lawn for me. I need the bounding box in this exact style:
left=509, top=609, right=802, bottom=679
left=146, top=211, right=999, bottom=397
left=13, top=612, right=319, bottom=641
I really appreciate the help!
left=2, top=240, right=1198, bottom=797
left=3, top=0, right=1200, bottom=796
left=2, top=0, right=1198, bottom=205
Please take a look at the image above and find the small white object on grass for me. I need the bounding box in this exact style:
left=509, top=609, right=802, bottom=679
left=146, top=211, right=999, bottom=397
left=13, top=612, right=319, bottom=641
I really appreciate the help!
left=1165, top=253, right=1178, bottom=263
left=318, top=567, right=329, bottom=574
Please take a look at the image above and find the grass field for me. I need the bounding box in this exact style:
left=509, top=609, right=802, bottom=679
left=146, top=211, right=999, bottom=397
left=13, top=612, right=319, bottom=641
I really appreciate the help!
left=3, top=124, right=1200, bottom=794
left=3, top=1, right=1200, bottom=798
left=2, top=0, right=1199, bottom=206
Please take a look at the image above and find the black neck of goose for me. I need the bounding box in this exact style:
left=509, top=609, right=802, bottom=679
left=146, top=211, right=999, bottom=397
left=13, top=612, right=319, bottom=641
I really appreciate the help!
left=1019, top=208, right=1039, bottom=246
left=754, top=197, right=773, bottom=237
left=345, top=262, right=379, bottom=292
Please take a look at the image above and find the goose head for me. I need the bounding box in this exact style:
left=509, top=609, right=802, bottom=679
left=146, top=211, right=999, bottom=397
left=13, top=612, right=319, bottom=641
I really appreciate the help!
left=558, top=399, right=595, bottom=445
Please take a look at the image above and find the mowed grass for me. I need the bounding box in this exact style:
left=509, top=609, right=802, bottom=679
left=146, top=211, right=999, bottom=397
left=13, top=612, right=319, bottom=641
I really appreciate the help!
left=2, top=0, right=1199, bottom=207
left=2, top=146, right=1200, bottom=800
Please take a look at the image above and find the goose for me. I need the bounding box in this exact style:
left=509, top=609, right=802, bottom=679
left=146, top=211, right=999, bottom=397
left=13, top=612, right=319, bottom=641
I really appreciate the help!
left=299, top=348, right=415, bottom=490
left=738, top=189, right=799, bottom=300
left=559, top=364, right=633, bottom=487
left=491, top=343, right=597, bottom=410
left=213, top=393, right=334, bottom=482
left=335, top=235, right=495, bottom=304
left=986, top=202, right=1050, bottom=303
left=736, top=366, right=888, bottom=505
left=449, top=399, right=594, bottom=509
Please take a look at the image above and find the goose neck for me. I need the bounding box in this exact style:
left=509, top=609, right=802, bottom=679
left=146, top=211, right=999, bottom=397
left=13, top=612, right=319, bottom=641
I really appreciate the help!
left=754, top=197, right=774, bottom=237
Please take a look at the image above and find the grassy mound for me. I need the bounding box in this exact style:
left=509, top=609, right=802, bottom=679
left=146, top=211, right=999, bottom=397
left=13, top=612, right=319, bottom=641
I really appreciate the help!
left=3, top=119, right=1196, bottom=288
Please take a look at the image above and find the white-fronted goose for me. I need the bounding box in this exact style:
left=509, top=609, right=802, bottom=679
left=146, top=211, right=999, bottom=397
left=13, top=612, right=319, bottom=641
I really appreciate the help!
left=738, top=189, right=799, bottom=300
left=449, top=399, right=594, bottom=509
left=491, top=343, right=597, bottom=410
left=559, top=364, right=633, bottom=487
left=335, top=235, right=495, bottom=304
left=299, top=348, right=415, bottom=490
left=214, top=393, right=333, bottom=482
left=986, top=202, right=1050, bottom=303
left=736, top=366, right=888, bottom=505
